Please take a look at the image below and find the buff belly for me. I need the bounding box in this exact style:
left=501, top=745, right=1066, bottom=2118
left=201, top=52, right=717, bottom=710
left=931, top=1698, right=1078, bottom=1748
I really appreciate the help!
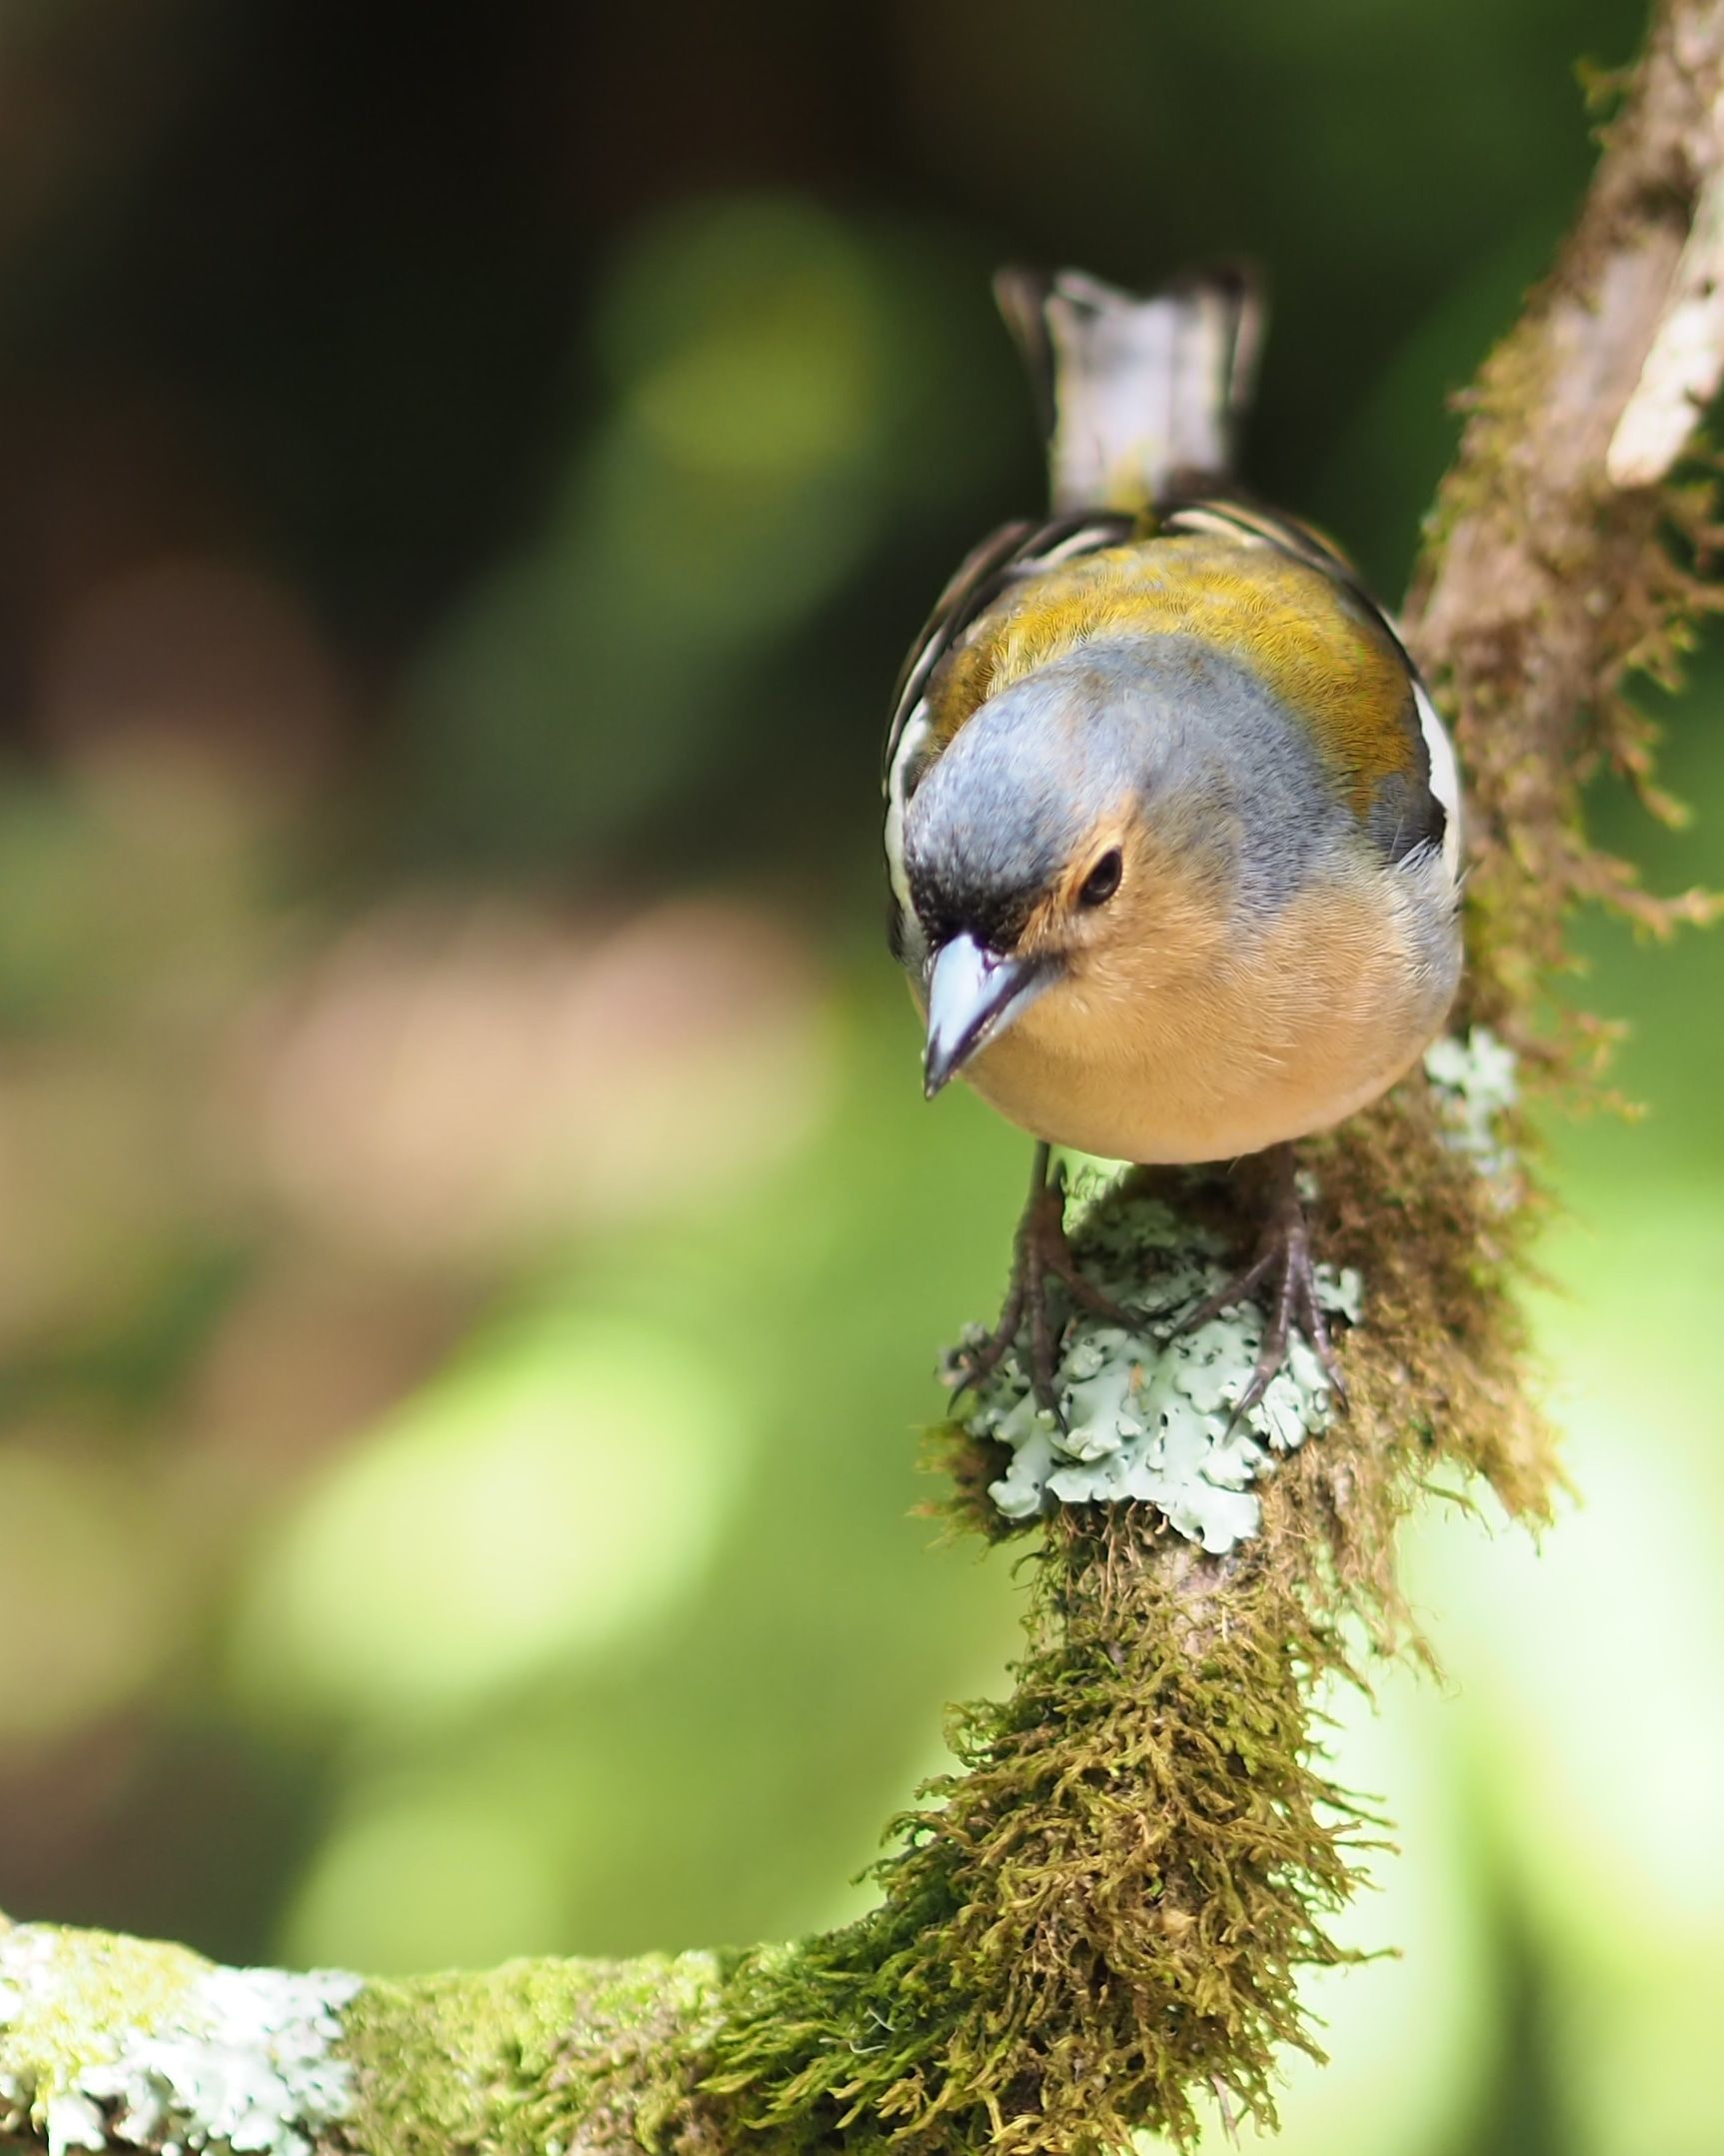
left=960, top=1018, right=1431, bottom=1162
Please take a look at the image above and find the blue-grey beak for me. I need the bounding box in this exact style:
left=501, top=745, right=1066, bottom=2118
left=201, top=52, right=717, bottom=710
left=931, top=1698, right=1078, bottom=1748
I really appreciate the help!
left=922, top=933, right=1055, bottom=1097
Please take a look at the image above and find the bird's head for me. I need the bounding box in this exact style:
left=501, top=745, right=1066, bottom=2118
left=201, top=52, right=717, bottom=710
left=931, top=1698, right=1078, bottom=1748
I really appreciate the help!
left=899, top=647, right=1239, bottom=1097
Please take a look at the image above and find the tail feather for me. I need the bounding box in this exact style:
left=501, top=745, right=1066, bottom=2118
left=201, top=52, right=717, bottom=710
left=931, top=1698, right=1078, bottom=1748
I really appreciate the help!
left=993, top=264, right=1264, bottom=515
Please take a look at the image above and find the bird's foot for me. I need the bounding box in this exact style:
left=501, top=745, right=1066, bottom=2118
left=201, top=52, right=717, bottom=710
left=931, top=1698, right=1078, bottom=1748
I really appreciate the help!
left=950, top=1145, right=1139, bottom=1422
left=1174, top=1148, right=1348, bottom=1427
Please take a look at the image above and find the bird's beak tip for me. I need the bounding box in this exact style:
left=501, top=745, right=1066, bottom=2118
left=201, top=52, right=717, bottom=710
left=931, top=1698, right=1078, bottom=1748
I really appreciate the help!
left=919, top=932, right=1052, bottom=1100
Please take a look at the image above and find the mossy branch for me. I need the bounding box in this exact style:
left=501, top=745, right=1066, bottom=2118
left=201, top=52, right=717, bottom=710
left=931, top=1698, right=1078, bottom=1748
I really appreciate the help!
left=5, top=2, right=1723, bottom=2150
left=1406, top=0, right=1724, bottom=1039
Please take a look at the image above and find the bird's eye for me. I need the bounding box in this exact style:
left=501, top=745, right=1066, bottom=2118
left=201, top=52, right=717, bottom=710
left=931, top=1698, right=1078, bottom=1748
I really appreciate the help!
left=1076, top=848, right=1123, bottom=909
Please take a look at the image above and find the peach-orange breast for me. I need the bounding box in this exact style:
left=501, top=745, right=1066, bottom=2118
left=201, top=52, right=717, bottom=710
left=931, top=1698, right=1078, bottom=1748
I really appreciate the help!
left=926, top=535, right=1416, bottom=820
left=954, top=850, right=1459, bottom=1163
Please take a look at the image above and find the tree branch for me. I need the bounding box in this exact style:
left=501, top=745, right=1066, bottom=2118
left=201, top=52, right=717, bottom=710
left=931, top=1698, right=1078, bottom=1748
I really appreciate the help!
left=5, top=2, right=1722, bottom=2149
left=1406, top=0, right=1724, bottom=1027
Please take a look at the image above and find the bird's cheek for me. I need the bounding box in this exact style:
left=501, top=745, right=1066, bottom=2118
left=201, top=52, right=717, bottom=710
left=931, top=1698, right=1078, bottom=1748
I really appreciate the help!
left=994, top=966, right=1088, bottom=1048
left=1064, top=933, right=1188, bottom=1015
left=1041, top=968, right=1127, bottom=1036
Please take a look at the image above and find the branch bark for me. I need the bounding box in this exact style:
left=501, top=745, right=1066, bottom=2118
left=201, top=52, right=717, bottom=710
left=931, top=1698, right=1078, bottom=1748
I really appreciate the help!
left=5, top=2, right=1723, bottom=2150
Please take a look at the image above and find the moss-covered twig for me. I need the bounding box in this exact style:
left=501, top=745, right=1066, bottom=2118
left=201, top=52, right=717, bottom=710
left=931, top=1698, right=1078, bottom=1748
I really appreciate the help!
left=0, top=1915, right=724, bottom=2155
left=4, top=1, right=1723, bottom=2149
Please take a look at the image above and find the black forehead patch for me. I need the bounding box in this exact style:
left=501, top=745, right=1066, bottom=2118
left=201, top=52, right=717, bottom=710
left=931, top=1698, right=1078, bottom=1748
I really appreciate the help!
left=905, top=857, right=1040, bottom=954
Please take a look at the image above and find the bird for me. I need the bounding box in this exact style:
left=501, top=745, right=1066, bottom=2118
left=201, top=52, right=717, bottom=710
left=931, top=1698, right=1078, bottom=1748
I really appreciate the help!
left=882, top=266, right=1463, bottom=1421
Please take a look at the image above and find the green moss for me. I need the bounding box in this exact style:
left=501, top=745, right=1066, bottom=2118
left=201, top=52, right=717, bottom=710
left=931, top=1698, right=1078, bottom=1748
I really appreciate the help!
left=342, top=1951, right=724, bottom=2156
left=694, top=1512, right=1372, bottom=2153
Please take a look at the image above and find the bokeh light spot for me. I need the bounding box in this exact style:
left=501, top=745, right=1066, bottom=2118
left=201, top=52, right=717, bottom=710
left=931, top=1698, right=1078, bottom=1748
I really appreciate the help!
left=0, top=1445, right=180, bottom=1741
left=230, top=1311, right=749, bottom=1723
left=598, top=196, right=887, bottom=482
left=277, top=1787, right=567, bottom=1974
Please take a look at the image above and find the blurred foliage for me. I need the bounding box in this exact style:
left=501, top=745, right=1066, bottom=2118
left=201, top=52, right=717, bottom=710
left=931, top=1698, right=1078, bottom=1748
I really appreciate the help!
left=0, top=1, right=1719, bottom=2153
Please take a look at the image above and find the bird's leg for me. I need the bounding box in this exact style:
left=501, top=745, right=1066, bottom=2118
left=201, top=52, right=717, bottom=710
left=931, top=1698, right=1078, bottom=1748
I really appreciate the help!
left=1174, top=1142, right=1348, bottom=1422
left=953, top=1141, right=1139, bottom=1417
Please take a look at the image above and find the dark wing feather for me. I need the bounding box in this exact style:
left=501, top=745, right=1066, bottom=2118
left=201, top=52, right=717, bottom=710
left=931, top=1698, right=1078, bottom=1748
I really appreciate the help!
left=1160, top=494, right=1369, bottom=595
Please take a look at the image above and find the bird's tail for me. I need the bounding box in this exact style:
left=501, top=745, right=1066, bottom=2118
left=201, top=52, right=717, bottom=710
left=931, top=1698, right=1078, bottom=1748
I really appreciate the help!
left=993, top=264, right=1264, bottom=516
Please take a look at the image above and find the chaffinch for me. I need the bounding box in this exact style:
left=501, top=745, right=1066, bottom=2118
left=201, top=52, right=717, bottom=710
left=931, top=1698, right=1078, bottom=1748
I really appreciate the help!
left=883, top=267, right=1462, bottom=1416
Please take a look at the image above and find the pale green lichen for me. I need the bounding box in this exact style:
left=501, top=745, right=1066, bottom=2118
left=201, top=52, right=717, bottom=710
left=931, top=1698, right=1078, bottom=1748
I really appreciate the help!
left=952, top=1180, right=1359, bottom=1551
left=1423, top=1026, right=1520, bottom=1183
left=0, top=1924, right=359, bottom=2156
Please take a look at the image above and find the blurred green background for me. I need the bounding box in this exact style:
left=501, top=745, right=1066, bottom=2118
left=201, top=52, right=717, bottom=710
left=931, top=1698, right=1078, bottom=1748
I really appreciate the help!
left=0, top=2, right=1719, bottom=2152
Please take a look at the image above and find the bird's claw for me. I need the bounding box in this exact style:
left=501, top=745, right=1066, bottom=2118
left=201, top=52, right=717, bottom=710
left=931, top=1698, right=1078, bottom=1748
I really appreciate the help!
left=949, top=1150, right=1141, bottom=1425
left=1173, top=1163, right=1348, bottom=1429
